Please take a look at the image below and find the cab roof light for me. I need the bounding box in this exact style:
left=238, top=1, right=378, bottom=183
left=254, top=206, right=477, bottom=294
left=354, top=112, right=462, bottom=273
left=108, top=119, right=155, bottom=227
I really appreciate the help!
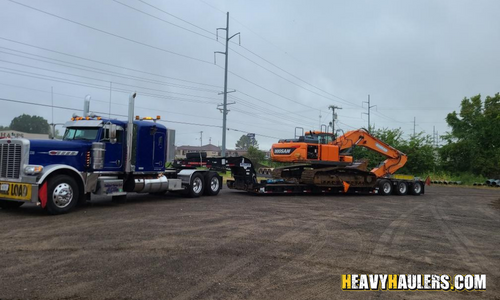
left=135, top=116, right=140, bottom=120
left=156, top=115, right=161, bottom=120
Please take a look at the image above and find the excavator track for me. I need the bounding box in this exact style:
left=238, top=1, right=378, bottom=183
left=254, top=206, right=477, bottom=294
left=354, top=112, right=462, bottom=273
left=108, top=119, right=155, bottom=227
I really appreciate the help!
left=300, top=167, right=377, bottom=188
left=272, top=165, right=377, bottom=188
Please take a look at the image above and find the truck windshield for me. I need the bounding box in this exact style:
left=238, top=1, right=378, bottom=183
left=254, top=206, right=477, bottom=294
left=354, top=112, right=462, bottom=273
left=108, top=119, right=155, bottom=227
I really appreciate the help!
left=63, top=128, right=99, bottom=141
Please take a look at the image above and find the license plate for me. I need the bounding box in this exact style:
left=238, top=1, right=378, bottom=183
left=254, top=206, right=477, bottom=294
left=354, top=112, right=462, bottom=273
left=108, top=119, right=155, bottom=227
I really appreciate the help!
left=0, top=182, right=32, bottom=201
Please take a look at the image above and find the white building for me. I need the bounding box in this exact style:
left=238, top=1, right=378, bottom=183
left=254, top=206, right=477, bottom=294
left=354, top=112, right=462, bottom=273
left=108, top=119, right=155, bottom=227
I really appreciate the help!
left=0, top=130, right=49, bottom=140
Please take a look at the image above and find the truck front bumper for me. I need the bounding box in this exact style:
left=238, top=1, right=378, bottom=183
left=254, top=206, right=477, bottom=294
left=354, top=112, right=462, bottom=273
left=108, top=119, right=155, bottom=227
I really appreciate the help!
left=0, top=181, right=39, bottom=204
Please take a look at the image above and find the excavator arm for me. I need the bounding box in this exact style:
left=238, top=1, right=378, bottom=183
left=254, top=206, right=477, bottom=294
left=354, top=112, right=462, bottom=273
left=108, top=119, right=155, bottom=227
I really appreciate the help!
left=333, top=129, right=408, bottom=178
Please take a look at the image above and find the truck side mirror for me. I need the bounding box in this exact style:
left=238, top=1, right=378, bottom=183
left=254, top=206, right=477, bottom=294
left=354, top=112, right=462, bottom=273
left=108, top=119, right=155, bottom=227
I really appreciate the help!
left=109, top=124, right=117, bottom=144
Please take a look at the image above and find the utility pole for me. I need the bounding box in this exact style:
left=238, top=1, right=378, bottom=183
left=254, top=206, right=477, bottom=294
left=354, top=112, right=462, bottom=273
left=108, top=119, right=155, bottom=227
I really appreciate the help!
left=319, top=110, right=322, bottom=130
left=200, top=131, right=203, bottom=147
left=328, top=105, right=341, bottom=135
left=215, top=12, right=240, bottom=156
left=413, top=117, right=416, bottom=137
left=50, top=86, right=54, bottom=139
left=362, top=95, right=376, bottom=130
left=433, top=126, right=436, bottom=147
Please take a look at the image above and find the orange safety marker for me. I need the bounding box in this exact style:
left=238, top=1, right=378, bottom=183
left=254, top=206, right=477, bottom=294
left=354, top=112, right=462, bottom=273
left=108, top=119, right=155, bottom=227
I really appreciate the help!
left=342, top=181, right=350, bottom=193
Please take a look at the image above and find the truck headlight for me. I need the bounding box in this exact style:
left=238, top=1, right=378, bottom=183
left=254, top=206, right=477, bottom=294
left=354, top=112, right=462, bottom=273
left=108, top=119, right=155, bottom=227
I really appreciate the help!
left=24, top=165, right=43, bottom=175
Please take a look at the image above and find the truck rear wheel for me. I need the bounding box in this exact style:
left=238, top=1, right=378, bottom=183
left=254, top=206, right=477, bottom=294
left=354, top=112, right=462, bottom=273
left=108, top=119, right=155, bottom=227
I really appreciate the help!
left=410, top=182, right=423, bottom=195
left=187, top=173, right=204, bottom=198
left=0, top=200, right=24, bottom=209
left=378, top=179, right=393, bottom=196
left=204, top=173, right=221, bottom=196
left=45, top=175, right=79, bottom=215
left=395, top=181, right=408, bottom=195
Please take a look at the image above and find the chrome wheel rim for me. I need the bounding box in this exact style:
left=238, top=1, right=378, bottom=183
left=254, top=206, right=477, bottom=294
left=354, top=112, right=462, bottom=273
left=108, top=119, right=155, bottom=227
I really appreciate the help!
left=210, top=177, right=220, bottom=192
left=193, top=177, right=203, bottom=194
left=398, top=183, right=407, bottom=194
left=413, top=183, right=422, bottom=194
left=383, top=183, right=391, bottom=194
left=52, top=183, right=73, bottom=208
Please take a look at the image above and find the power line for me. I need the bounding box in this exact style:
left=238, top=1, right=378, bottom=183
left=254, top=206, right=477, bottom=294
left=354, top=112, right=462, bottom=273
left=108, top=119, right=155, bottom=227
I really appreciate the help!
left=0, top=36, right=222, bottom=88
left=0, top=81, right=227, bottom=122
left=227, top=68, right=315, bottom=110
left=0, top=68, right=221, bottom=106
left=137, top=0, right=217, bottom=36
left=0, top=48, right=220, bottom=93
left=232, top=45, right=358, bottom=108
left=0, top=62, right=221, bottom=101
left=197, top=0, right=226, bottom=14
left=7, top=0, right=213, bottom=64
left=112, top=0, right=216, bottom=41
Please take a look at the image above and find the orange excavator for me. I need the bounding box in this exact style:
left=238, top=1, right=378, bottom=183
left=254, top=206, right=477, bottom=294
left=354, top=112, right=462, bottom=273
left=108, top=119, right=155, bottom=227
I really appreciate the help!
left=269, top=128, right=418, bottom=195
left=271, top=128, right=407, bottom=178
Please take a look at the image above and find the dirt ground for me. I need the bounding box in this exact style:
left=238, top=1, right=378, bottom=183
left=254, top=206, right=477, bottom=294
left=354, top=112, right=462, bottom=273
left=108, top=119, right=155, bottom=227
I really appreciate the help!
left=0, top=186, right=499, bottom=300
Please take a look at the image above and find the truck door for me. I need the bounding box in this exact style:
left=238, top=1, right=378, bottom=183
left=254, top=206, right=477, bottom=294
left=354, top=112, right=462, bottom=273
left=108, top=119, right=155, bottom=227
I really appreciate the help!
left=153, top=132, right=165, bottom=170
left=103, top=128, right=124, bottom=170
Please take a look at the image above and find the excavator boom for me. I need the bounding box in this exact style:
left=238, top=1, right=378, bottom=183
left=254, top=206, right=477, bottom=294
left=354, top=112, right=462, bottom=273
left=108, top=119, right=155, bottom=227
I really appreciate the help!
left=332, top=129, right=407, bottom=177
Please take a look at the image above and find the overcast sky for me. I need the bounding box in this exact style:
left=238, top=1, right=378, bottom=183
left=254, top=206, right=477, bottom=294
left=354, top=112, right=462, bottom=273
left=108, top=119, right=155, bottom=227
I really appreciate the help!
left=1, top=0, right=499, bottom=149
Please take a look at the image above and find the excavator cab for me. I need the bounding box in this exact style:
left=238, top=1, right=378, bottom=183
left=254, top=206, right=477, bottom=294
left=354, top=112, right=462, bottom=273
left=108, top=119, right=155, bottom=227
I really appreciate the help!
left=271, top=131, right=345, bottom=164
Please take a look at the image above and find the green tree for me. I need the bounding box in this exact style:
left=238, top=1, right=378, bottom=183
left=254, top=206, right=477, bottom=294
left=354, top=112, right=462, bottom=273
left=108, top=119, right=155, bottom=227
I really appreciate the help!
left=399, top=133, right=436, bottom=175
left=440, top=93, right=500, bottom=177
left=0, top=125, right=9, bottom=131
left=9, top=114, right=50, bottom=134
left=245, top=146, right=266, bottom=165
left=235, top=134, right=259, bottom=150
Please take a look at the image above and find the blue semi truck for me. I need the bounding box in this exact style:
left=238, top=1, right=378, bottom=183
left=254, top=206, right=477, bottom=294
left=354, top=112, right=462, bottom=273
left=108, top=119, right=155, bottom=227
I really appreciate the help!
left=0, top=93, right=222, bottom=214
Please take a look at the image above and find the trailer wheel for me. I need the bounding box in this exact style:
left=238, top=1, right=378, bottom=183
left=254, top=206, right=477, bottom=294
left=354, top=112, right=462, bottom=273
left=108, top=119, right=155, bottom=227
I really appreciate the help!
left=378, top=180, right=393, bottom=196
left=187, top=173, right=204, bottom=198
left=0, top=200, right=24, bottom=209
left=395, top=181, right=408, bottom=195
left=45, top=175, right=79, bottom=215
left=204, top=173, right=221, bottom=196
left=410, top=182, right=423, bottom=196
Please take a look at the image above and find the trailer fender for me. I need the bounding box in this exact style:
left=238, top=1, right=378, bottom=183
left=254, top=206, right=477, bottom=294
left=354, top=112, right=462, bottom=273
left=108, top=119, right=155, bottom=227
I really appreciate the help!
left=177, top=169, right=203, bottom=185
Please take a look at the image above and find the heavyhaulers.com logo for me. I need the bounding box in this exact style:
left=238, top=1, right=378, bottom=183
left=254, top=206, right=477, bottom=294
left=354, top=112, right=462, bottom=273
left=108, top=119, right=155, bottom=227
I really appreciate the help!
left=342, top=274, right=486, bottom=291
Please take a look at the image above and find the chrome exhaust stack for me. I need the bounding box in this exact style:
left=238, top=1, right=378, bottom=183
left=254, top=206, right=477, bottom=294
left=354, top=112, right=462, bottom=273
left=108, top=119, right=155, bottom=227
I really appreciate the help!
left=125, top=92, right=136, bottom=173
left=83, top=95, right=91, bottom=117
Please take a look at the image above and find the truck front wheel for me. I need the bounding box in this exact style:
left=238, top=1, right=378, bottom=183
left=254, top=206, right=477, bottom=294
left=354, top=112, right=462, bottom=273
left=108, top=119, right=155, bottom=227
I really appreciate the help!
left=45, top=175, right=79, bottom=215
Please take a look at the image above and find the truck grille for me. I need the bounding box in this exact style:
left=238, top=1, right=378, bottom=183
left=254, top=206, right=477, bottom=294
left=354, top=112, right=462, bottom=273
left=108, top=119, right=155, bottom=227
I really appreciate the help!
left=0, top=143, right=22, bottom=179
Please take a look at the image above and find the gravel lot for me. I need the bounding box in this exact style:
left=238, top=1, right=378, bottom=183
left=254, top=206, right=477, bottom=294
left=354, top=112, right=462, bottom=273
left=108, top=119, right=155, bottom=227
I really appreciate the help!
left=1, top=186, right=499, bottom=300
